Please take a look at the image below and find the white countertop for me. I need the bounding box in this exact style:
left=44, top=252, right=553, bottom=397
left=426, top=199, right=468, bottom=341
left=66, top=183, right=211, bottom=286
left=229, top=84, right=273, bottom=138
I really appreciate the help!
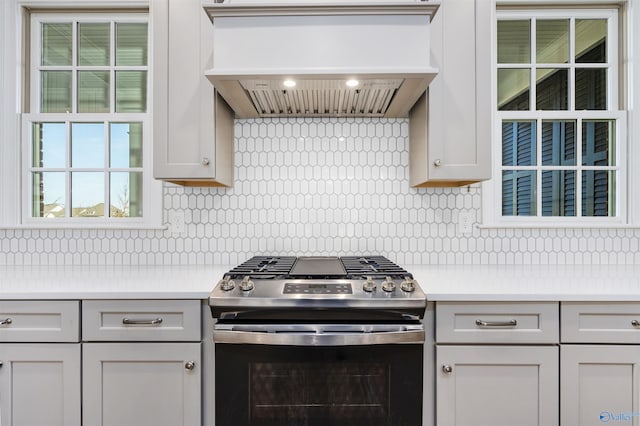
left=0, top=265, right=230, bottom=299
left=0, top=264, right=639, bottom=301
left=410, top=264, right=640, bottom=301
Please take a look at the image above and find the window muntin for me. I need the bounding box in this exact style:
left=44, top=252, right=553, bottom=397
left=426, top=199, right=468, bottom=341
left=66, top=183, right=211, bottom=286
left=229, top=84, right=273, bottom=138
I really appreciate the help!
left=25, top=14, right=151, bottom=224
left=495, top=9, right=623, bottom=223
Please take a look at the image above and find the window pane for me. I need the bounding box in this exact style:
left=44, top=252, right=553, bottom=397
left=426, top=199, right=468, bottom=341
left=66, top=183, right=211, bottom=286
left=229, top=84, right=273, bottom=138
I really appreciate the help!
left=116, top=23, right=148, bottom=66
left=110, top=122, right=143, bottom=168
left=71, top=172, right=104, bottom=217
left=582, top=120, right=614, bottom=166
left=78, top=71, right=110, bottom=113
left=110, top=172, right=143, bottom=217
left=502, top=170, right=537, bottom=216
left=502, top=121, right=536, bottom=166
left=41, top=71, right=72, bottom=113
left=575, top=68, right=607, bottom=110
left=42, top=23, right=72, bottom=66
left=576, top=19, right=607, bottom=63
left=542, top=120, right=575, bottom=166
left=33, top=123, right=66, bottom=168
left=498, top=20, right=530, bottom=63
left=498, top=69, right=530, bottom=111
left=536, top=19, right=569, bottom=64
left=582, top=170, right=615, bottom=216
left=536, top=68, right=568, bottom=110
left=78, top=23, right=110, bottom=66
left=542, top=170, right=576, bottom=216
left=71, top=123, right=105, bottom=168
left=115, top=71, right=147, bottom=112
left=32, top=172, right=66, bottom=218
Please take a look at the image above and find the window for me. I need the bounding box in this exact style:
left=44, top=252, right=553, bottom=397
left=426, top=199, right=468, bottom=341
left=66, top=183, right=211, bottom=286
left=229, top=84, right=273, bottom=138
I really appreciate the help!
left=488, top=8, right=627, bottom=226
left=20, top=13, right=160, bottom=227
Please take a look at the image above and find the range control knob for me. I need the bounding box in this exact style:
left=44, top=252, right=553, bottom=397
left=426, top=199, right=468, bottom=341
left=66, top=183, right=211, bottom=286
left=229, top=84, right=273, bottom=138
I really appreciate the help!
left=219, top=276, right=235, bottom=292
left=239, top=276, right=254, bottom=292
left=400, top=277, right=416, bottom=293
left=362, top=278, right=376, bottom=293
left=381, top=277, right=396, bottom=293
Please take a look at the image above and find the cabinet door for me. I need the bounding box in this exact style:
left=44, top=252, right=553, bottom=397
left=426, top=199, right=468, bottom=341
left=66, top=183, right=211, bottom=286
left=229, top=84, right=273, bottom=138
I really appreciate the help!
left=152, top=0, right=233, bottom=186
left=436, top=345, right=558, bottom=426
left=83, top=343, right=201, bottom=426
left=561, top=345, right=640, bottom=426
left=409, top=0, right=492, bottom=187
left=0, top=344, right=81, bottom=426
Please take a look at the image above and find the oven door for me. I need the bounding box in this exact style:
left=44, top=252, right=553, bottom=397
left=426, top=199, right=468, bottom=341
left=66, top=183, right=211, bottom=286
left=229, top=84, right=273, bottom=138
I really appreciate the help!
left=214, top=323, right=424, bottom=426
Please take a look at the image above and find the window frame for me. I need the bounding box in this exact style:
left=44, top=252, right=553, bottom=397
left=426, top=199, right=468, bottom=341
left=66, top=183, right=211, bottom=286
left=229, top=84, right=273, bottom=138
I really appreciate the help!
left=483, top=5, right=632, bottom=228
left=8, top=8, right=162, bottom=229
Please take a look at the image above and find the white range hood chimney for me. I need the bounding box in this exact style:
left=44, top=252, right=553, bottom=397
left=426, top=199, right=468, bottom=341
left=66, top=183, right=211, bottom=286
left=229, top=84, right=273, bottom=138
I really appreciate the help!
left=203, top=0, right=440, bottom=118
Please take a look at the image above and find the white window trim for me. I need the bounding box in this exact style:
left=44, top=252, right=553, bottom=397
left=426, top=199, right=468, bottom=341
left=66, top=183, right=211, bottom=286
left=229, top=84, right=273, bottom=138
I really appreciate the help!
left=0, top=1, right=162, bottom=229
left=482, top=4, right=638, bottom=228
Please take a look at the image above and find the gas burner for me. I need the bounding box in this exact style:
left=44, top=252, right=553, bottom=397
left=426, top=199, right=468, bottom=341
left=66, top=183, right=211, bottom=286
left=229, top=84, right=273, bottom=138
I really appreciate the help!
left=341, top=256, right=411, bottom=279
left=226, top=256, right=297, bottom=278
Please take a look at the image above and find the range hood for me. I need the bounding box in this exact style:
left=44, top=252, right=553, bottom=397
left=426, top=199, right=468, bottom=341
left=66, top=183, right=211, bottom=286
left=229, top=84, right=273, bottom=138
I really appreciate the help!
left=203, top=0, right=440, bottom=118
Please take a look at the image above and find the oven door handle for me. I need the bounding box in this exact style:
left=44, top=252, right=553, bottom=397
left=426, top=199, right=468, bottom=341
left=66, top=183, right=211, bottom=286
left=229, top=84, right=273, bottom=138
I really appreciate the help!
left=213, top=323, right=425, bottom=346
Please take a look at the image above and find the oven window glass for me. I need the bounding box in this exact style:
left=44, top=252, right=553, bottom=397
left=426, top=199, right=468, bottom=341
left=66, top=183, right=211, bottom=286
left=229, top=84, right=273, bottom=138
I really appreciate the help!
left=250, top=362, right=388, bottom=422
left=216, top=344, right=422, bottom=426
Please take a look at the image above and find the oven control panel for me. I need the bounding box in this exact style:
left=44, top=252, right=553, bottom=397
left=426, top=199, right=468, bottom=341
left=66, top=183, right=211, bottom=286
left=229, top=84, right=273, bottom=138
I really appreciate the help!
left=283, top=283, right=353, bottom=294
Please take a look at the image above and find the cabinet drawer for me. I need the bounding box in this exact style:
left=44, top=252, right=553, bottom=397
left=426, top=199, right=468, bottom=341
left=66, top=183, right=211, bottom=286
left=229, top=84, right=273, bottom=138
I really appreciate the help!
left=561, top=302, right=640, bottom=343
left=82, top=300, right=201, bottom=341
left=436, top=302, right=559, bottom=344
left=0, top=301, right=80, bottom=342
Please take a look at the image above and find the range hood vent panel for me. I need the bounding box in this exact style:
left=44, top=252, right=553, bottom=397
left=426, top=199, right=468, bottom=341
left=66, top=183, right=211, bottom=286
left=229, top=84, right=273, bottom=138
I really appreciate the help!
left=204, top=1, right=440, bottom=118
left=240, top=78, right=403, bottom=117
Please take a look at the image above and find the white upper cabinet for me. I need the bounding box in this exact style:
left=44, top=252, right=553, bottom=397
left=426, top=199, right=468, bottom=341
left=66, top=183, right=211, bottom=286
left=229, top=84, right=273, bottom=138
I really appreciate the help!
left=152, top=0, right=234, bottom=187
left=410, top=0, right=492, bottom=187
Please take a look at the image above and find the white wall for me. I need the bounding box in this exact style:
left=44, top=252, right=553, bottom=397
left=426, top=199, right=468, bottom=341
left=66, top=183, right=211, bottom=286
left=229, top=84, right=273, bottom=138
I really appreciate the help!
left=0, top=117, right=638, bottom=266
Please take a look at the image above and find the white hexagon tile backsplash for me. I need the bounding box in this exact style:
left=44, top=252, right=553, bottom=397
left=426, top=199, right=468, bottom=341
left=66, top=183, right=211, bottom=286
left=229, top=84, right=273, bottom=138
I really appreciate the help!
left=1, top=118, right=639, bottom=265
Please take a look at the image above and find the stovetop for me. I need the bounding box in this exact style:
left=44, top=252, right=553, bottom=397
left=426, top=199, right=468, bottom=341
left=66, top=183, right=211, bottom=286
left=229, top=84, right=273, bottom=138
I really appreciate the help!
left=225, top=256, right=413, bottom=280
left=209, top=256, right=426, bottom=320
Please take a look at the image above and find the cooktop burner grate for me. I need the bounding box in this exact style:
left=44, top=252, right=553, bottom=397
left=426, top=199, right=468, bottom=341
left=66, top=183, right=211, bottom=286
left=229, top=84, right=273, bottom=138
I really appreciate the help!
left=226, top=256, right=297, bottom=277
left=341, top=256, right=410, bottom=277
left=225, top=255, right=411, bottom=280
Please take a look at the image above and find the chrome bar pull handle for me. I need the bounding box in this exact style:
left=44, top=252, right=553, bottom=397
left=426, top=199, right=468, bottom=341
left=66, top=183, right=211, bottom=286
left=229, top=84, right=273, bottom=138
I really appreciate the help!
left=185, top=361, right=195, bottom=371
left=442, top=365, right=453, bottom=374
left=632, top=320, right=640, bottom=327
left=122, top=317, right=163, bottom=326
left=475, top=319, right=517, bottom=327
left=0, top=318, right=13, bottom=326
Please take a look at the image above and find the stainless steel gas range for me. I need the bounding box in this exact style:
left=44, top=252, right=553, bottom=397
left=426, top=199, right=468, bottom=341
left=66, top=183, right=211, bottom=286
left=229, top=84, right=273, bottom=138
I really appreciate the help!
left=210, top=256, right=427, bottom=426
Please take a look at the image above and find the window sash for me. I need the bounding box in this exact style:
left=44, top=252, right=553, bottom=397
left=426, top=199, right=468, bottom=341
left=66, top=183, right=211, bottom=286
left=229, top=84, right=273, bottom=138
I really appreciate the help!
left=22, top=113, right=152, bottom=226
left=494, top=111, right=627, bottom=225
left=30, top=14, right=149, bottom=115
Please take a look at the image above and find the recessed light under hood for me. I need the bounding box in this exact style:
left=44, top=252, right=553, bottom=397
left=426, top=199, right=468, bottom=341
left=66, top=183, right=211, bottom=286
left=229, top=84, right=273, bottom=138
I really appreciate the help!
left=203, top=0, right=440, bottom=119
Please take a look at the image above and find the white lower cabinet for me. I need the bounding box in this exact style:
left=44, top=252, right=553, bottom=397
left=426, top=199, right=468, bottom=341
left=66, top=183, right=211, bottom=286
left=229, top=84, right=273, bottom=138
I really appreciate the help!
left=561, top=345, right=640, bottom=426
left=0, top=344, right=81, bottom=426
left=560, top=302, right=640, bottom=426
left=436, top=345, right=559, bottom=426
left=435, top=302, right=560, bottom=426
left=82, top=343, right=201, bottom=426
left=0, top=299, right=206, bottom=426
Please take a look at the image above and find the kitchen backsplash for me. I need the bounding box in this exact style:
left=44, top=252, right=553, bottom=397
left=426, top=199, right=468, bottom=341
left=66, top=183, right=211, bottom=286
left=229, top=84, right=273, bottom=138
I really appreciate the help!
left=1, top=118, right=639, bottom=266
